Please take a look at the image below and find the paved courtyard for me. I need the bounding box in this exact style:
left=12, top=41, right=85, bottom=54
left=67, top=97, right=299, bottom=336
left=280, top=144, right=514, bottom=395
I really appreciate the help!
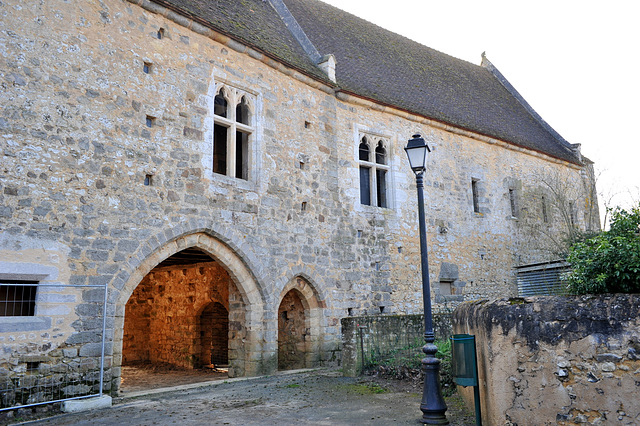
left=15, top=369, right=474, bottom=425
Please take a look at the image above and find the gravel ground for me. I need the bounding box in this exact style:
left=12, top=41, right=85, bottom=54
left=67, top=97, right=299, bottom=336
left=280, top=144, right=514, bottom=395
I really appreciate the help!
left=11, top=369, right=475, bottom=425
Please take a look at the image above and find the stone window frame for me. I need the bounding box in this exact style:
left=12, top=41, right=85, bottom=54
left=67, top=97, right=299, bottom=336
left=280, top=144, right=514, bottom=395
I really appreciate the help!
left=541, top=195, right=549, bottom=223
left=505, top=179, right=522, bottom=220
left=569, top=201, right=577, bottom=226
left=0, top=263, right=57, bottom=332
left=470, top=175, right=487, bottom=217
left=471, top=179, right=480, bottom=213
left=212, top=83, right=257, bottom=182
left=355, top=130, right=393, bottom=210
left=508, top=188, right=518, bottom=218
left=435, top=262, right=465, bottom=303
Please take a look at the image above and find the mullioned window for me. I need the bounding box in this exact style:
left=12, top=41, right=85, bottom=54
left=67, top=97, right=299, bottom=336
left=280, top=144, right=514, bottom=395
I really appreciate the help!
left=213, top=85, right=255, bottom=180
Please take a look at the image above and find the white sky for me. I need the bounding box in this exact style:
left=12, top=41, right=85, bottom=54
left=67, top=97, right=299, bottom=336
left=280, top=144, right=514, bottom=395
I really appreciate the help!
left=322, top=0, right=640, bottom=220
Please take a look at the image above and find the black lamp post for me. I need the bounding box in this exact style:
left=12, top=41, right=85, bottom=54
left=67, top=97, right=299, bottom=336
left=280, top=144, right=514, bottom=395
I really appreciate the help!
left=404, top=134, right=449, bottom=424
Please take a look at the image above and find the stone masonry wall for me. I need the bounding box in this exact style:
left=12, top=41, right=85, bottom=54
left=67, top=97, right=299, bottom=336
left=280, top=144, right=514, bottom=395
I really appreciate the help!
left=0, top=0, right=597, bottom=397
left=341, top=313, right=452, bottom=377
left=453, top=295, right=640, bottom=425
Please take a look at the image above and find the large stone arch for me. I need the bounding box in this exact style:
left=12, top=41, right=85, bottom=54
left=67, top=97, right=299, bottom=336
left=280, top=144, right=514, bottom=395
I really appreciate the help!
left=276, top=273, right=326, bottom=368
left=111, top=229, right=267, bottom=392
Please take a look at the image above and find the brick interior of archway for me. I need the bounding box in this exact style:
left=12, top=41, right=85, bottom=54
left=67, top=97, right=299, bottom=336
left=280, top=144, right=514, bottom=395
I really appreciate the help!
left=123, top=261, right=236, bottom=369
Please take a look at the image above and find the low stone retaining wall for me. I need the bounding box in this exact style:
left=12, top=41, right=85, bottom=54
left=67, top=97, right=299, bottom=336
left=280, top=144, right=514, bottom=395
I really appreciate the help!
left=342, top=313, right=452, bottom=377
left=453, top=295, right=640, bottom=425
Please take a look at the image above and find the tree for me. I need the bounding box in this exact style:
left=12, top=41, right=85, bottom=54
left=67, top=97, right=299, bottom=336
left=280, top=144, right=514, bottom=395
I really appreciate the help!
left=518, top=166, right=600, bottom=261
left=566, top=204, right=640, bottom=294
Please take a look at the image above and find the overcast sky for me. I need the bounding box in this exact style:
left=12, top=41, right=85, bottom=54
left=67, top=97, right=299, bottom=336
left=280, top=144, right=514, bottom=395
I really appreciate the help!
left=322, top=0, right=640, bottom=221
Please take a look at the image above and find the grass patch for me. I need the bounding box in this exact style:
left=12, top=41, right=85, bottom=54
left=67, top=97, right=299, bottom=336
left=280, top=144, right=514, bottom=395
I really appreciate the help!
left=338, top=383, right=389, bottom=395
left=284, top=383, right=300, bottom=388
left=364, top=337, right=455, bottom=396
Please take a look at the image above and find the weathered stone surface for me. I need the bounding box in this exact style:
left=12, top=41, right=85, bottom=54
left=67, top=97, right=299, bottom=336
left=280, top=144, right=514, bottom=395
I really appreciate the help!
left=453, top=295, right=640, bottom=425
left=0, top=0, right=598, bottom=405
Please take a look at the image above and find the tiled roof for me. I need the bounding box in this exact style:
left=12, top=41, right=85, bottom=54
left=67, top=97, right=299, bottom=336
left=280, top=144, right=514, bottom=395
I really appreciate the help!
left=152, top=0, right=329, bottom=82
left=156, top=0, right=581, bottom=164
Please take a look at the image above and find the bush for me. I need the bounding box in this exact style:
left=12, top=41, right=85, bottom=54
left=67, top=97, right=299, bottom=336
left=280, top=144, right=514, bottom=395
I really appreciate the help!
left=567, top=205, right=640, bottom=294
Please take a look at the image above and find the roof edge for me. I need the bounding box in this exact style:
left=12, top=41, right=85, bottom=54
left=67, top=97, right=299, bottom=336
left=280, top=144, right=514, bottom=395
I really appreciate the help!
left=336, top=89, right=584, bottom=168
left=481, top=53, right=582, bottom=163
left=134, top=0, right=335, bottom=87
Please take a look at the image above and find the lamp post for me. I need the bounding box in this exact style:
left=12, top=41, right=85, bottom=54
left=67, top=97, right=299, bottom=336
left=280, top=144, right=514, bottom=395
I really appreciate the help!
left=404, top=134, right=448, bottom=424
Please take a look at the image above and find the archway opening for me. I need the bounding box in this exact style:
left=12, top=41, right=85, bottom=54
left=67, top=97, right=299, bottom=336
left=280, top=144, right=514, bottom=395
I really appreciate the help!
left=199, top=301, right=229, bottom=367
left=121, top=248, right=238, bottom=391
left=277, top=289, right=307, bottom=370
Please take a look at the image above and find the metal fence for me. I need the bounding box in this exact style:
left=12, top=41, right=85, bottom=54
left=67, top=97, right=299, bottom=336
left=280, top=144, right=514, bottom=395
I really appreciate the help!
left=0, top=282, right=108, bottom=411
left=341, top=314, right=453, bottom=376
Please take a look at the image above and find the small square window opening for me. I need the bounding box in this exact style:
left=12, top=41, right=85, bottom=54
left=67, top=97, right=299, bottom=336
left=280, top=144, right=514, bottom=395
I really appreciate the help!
left=26, top=362, right=40, bottom=372
left=146, top=116, right=155, bottom=128
left=143, top=62, right=151, bottom=74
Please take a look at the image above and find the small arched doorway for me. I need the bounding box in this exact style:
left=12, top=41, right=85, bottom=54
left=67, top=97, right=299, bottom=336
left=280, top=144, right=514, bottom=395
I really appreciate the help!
left=278, top=289, right=307, bottom=370
left=199, top=302, right=229, bottom=367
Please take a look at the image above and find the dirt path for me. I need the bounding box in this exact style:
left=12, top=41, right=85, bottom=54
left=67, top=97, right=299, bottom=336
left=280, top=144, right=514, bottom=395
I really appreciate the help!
left=17, top=369, right=475, bottom=425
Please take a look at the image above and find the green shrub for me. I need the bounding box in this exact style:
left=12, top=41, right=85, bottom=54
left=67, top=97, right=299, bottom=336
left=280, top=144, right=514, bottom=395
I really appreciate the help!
left=567, top=204, right=640, bottom=294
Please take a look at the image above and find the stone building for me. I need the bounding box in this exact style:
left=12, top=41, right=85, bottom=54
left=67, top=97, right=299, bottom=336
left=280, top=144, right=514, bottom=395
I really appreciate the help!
left=0, top=0, right=598, bottom=399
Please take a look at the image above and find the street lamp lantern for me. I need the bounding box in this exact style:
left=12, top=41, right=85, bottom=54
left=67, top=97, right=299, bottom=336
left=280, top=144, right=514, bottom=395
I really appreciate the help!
left=404, top=133, right=431, bottom=173
left=405, top=134, right=448, bottom=424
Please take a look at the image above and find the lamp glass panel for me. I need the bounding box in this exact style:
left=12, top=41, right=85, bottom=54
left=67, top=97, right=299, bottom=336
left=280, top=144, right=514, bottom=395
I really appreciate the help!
left=406, top=147, right=427, bottom=171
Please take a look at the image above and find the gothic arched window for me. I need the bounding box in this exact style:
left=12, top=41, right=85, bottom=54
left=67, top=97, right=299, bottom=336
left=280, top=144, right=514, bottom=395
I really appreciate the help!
left=213, top=85, right=254, bottom=180
left=358, top=135, right=390, bottom=208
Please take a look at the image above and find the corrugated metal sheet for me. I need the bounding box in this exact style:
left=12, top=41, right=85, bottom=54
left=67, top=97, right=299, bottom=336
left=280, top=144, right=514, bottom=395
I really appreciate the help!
left=516, top=261, right=570, bottom=296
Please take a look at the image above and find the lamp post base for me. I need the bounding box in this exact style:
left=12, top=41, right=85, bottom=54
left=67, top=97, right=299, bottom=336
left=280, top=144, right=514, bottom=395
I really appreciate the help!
left=419, top=343, right=449, bottom=424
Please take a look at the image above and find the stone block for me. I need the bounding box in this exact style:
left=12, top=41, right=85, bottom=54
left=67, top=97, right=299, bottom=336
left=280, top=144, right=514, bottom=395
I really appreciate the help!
left=63, top=348, right=78, bottom=358
left=79, top=342, right=110, bottom=357
left=62, top=395, right=112, bottom=413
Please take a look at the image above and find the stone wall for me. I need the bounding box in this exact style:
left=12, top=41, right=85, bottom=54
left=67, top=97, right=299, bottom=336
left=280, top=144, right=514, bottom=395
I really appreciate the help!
left=453, top=295, right=640, bottom=425
left=341, top=313, right=452, bottom=377
left=0, top=0, right=598, bottom=398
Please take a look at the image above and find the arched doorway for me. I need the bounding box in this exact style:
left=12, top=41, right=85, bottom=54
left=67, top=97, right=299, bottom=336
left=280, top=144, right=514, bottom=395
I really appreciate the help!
left=199, top=302, right=229, bottom=367
left=122, top=250, right=231, bottom=370
left=278, top=289, right=307, bottom=370
left=276, top=276, right=324, bottom=371
left=114, top=232, right=266, bottom=393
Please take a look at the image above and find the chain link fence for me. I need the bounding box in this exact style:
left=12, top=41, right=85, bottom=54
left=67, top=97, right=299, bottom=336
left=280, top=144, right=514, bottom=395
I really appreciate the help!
left=0, top=282, right=108, bottom=412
